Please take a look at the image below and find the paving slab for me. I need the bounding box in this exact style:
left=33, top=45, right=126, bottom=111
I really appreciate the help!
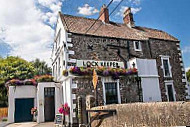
left=5, top=122, right=54, bottom=127
left=6, top=122, right=37, bottom=127
left=34, top=122, right=54, bottom=127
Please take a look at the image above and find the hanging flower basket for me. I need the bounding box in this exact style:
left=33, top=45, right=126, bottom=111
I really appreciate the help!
left=6, top=75, right=54, bottom=87
left=24, top=79, right=37, bottom=86
left=63, top=66, right=137, bottom=79
left=6, top=79, right=24, bottom=86
left=34, top=75, right=54, bottom=82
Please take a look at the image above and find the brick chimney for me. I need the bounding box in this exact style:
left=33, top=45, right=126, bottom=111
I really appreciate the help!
left=99, top=4, right=109, bottom=23
left=123, top=7, right=135, bottom=27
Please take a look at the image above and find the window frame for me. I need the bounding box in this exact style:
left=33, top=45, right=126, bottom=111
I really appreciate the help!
left=165, top=81, right=176, bottom=101
left=55, top=29, right=61, bottom=50
left=102, top=78, right=121, bottom=105
left=133, top=41, right=142, bottom=51
left=161, top=56, right=172, bottom=78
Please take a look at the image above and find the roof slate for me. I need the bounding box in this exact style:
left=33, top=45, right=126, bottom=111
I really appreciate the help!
left=60, top=13, right=178, bottom=41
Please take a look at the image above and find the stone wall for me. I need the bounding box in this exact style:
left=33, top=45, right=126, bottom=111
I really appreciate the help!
left=90, top=102, right=190, bottom=127
left=71, top=76, right=141, bottom=125
left=149, top=39, right=186, bottom=101
left=68, top=33, right=186, bottom=101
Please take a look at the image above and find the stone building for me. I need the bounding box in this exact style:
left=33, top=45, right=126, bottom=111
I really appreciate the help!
left=51, top=5, right=188, bottom=125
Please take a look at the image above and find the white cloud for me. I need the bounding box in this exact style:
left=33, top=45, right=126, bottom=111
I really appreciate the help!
left=186, top=67, right=190, bottom=72
left=112, top=0, right=141, bottom=5
left=37, top=0, right=62, bottom=26
left=117, top=6, right=142, bottom=16
left=131, top=7, right=142, bottom=14
left=129, top=0, right=141, bottom=5
left=78, top=4, right=99, bottom=16
left=112, top=0, right=122, bottom=2
left=182, top=46, right=190, bottom=53
left=0, top=0, right=62, bottom=65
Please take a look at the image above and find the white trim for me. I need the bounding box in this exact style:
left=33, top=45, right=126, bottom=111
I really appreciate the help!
left=133, top=41, right=142, bottom=51
left=102, top=78, right=106, bottom=105
left=102, top=77, right=121, bottom=105
left=161, top=56, right=172, bottom=78
left=116, top=79, right=121, bottom=104
left=177, top=47, right=181, bottom=50
left=176, top=43, right=180, bottom=46
left=138, top=75, right=160, bottom=78
left=182, top=79, right=187, bottom=82
left=165, top=81, right=176, bottom=101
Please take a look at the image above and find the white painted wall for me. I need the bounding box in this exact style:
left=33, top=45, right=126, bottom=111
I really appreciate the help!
left=37, top=82, right=62, bottom=123
left=52, top=14, right=68, bottom=81
left=141, top=78, right=162, bottom=102
left=8, top=86, right=37, bottom=123
left=128, top=58, right=162, bottom=102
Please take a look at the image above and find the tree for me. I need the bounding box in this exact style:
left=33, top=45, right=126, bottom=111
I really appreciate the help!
left=0, top=57, right=52, bottom=107
left=187, top=69, right=190, bottom=82
left=0, top=56, right=36, bottom=107
left=31, top=58, right=52, bottom=76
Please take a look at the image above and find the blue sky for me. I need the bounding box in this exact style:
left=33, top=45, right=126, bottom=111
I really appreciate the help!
left=0, top=0, right=189, bottom=70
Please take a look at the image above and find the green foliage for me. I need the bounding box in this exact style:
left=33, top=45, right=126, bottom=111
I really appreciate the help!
left=0, top=57, right=52, bottom=107
left=0, top=56, right=36, bottom=107
left=0, top=56, right=35, bottom=81
left=31, top=58, right=52, bottom=76
left=187, top=69, right=190, bottom=82
left=34, top=75, right=54, bottom=82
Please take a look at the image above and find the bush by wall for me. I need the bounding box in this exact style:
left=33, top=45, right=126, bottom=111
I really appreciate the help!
left=90, top=102, right=190, bottom=127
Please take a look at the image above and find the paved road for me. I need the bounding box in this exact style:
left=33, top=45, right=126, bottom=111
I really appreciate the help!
left=2, top=122, right=54, bottom=127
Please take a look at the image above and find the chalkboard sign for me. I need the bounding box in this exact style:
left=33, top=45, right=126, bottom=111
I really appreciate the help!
left=55, top=114, right=64, bottom=126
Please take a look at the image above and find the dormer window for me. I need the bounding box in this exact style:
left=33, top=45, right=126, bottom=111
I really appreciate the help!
left=134, top=41, right=142, bottom=51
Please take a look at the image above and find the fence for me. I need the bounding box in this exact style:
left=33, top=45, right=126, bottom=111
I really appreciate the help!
left=0, top=107, right=8, bottom=120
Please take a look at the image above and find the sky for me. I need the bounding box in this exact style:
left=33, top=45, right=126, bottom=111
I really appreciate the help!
left=0, top=0, right=189, bottom=71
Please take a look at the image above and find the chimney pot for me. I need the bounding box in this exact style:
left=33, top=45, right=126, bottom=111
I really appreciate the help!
left=123, top=7, right=135, bottom=27
left=99, top=4, right=109, bottom=23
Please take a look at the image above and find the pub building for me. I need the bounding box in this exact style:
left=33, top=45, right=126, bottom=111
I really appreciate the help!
left=49, top=5, right=188, bottom=126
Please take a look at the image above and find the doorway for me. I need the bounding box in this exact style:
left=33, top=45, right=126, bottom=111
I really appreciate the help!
left=15, top=98, right=34, bottom=122
left=44, top=87, right=55, bottom=121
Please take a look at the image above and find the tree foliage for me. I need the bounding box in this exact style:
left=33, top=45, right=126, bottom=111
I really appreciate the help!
left=0, top=56, right=52, bottom=107
left=31, top=58, right=51, bottom=76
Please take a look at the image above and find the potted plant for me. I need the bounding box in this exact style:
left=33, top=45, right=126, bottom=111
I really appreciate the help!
left=31, top=107, right=37, bottom=122
left=58, top=103, right=70, bottom=125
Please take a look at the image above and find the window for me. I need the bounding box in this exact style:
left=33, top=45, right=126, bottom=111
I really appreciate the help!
left=134, top=41, right=142, bottom=51
left=105, top=82, right=118, bottom=104
left=55, top=29, right=61, bottom=50
left=58, top=57, right=61, bottom=76
left=44, top=87, right=55, bottom=97
left=161, top=56, right=172, bottom=77
left=55, top=62, right=57, bottom=79
left=53, top=65, right=55, bottom=77
left=165, top=82, right=175, bottom=101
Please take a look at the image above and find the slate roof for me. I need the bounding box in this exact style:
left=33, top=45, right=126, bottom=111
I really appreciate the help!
left=60, top=13, right=179, bottom=41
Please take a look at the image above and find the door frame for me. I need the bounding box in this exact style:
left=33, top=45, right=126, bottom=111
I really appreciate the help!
left=14, top=98, right=34, bottom=123
left=44, top=87, right=55, bottom=122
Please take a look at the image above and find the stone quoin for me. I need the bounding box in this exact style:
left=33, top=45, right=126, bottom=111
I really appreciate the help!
left=7, top=4, right=189, bottom=126
left=50, top=5, right=188, bottom=126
